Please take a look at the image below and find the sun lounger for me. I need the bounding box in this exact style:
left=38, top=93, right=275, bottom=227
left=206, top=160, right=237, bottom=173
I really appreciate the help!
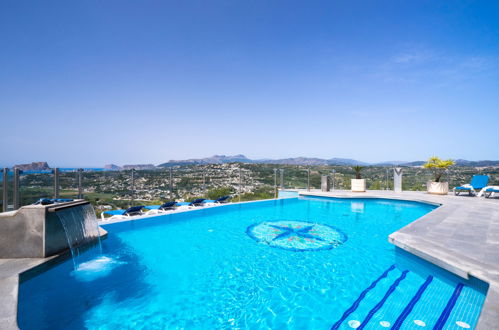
left=203, top=196, right=232, bottom=206
left=454, top=175, right=489, bottom=196
left=144, top=201, right=177, bottom=211
left=33, top=198, right=74, bottom=205
left=189, top=198, right=206, bottom=206
left=215, top=196, right=231, bottom=203
left=144, top=201, right=179, bottom=215
left=143, top=197, right=227, bottom=216
left=101, top=205, right=144, bottom=220
left=145, top=199, right=205, bottom=215
left=483, top=186, right=499, bottom=198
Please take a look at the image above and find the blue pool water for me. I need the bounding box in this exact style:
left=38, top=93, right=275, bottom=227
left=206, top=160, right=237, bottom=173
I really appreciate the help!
left=18, top=197, right=488, bottom=329
left=278, top=190, right=300, bottom=198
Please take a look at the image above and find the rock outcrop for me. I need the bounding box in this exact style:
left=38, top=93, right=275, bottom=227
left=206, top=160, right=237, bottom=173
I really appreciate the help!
left=14, top=162, right=51, bottom=171
left=104, top=164, right=122, bottom=171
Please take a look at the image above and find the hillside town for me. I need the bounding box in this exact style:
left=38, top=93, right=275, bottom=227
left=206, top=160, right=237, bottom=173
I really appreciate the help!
left=4, top=161, right=498, bottom=211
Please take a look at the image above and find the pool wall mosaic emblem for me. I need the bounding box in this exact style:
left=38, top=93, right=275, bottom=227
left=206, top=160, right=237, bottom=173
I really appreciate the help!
left=246, top=220, right=347, bottom=251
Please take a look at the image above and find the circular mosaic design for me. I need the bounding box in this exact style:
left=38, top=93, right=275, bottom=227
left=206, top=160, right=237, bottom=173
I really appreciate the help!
left=246, top=220, right=347, bottom=251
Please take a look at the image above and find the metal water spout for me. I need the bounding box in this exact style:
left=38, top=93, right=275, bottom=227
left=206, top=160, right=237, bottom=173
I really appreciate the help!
left=0, top=200, right=106, bottom=259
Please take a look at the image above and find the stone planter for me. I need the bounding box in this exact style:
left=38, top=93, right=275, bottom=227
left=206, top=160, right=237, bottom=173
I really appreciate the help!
left=351, top=179, right=366, bottom=192
left=427, top=181, right=449, bottom=195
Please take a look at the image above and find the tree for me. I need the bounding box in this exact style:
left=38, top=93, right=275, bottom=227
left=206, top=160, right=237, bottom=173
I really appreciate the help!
left=353, top=166, right=364, bottom=179
left=205, top=186, right=235, bottom=200
left=423, top=157, right=455, bottom=182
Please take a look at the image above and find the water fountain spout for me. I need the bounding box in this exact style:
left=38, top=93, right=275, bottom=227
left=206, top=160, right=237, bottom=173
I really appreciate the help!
left=0, top=200, right=106, bottom=259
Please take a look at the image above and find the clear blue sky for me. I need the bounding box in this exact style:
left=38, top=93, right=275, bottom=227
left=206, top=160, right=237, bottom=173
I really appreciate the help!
left=1, top=0, right=498, bottom=167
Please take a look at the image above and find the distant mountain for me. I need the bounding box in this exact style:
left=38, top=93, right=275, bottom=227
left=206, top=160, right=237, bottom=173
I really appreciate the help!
left=104, top=164, right=122, bottom=171
left=400, top=160, right=499, bottom=167
left=256, top=157, right=330, bottom=165
left=14, top=162, right=51, bottom=171
left=158, top=155, right=499, bottom=167
left=159, top=155, right=369, bottom=167
left=159, top=154, right=251, bottom=167
left=122, top=164, right=157, bottom=170
left=206, top=154, right=251, bottom=163
left=256, top=157, right=368, bottom=166
left=402, top=161, right=425, bottom=166
left=454, top=159, right=499, bottom=167
left=372, top=161, right=410, bottom=166
left=328, top=158, right=370, bottom=166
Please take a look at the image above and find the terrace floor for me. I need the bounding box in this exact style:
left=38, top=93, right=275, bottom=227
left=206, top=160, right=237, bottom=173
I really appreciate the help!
left=0, top=258, right=51, bottom=329
left=299, top=189, right=499, bottom=329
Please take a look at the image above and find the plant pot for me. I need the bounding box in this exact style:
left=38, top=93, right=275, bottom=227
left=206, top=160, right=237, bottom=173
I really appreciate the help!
left=427, top=181, right=449, bottom=195
left=351, top=179, right=366, bottom=192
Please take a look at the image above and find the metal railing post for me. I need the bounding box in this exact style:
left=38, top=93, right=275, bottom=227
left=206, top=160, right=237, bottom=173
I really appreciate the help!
left=386, top=168, right=389, bottom=190
left=53, top=168, right=60, bottom=199
left=169, top=168, right=173, bottom=200
left=202, top=171, right=206, bottom=195
left=131, top=169, right=135, bottom=205
left=332, top=169, right=336, bottom=190
left=273, top=168, right=278, bottom=198
left=307, top=168, right=310, bottom=191
left=2, top=168, right=8, bottom=212
left=280, top=169, right=284, bottom=189
left=77, top=168, right=83, bottom=199
left=238, top=167, right=242, bottom=202
left=13, top=168, right=21, bottom=210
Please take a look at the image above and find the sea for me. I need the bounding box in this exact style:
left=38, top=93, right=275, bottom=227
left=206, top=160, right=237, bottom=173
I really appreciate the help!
left=0, top=168, right=108, bottom=180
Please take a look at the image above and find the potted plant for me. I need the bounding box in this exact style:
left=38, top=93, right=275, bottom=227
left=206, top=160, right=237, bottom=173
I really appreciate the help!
left=351, top=166, right=366, bottom=192
left=423, top=156, right=455, bottom=195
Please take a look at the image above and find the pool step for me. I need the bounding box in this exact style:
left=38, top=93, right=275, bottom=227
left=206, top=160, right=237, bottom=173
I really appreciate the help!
left=330, top=265, right=476, bottom=329
left=390, top=275, right=433, bottom=329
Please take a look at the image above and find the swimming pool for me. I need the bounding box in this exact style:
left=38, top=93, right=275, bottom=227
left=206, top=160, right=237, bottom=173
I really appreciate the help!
left=18, top=197, right=488, bottom=329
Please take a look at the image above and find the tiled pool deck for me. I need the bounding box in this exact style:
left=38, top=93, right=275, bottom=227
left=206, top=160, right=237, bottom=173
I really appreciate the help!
left=0, top=191, right=498, bottom=329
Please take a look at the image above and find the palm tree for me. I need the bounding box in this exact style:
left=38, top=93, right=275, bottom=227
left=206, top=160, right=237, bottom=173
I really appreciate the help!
left=423, top=157, right=454, bottom=182
left=353, top=166, right=364, bottom=179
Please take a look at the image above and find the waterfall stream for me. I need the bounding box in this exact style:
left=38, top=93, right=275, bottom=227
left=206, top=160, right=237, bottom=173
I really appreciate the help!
left=55, top=203, right=102, bottom=270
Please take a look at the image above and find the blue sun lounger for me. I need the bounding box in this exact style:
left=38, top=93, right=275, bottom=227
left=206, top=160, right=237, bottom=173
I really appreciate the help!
left=143, top=201, right=180, bottom=214
left=484, top=187, right=499, bottom=198
left=102, top=205, right=144, bottom=220
left=189, top=198, right=206, bottom=206
left=162, top=199, right=206, bottom=207
left=203, top=196, right=232, bottom=205
left=146, top=199, right=206, bottom=214
left=144, top=201, right=178, bottom=211
left=33, top=198, right=74, bottom=205
left=145, top=198, right=218, bottom=215
left=454, top=175, right=489, bottom=196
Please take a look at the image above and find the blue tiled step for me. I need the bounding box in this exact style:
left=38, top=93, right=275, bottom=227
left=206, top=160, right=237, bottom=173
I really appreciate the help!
left=331, top=265, right=402, bottom=330
left=330, top=266, right=477, bottom=330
